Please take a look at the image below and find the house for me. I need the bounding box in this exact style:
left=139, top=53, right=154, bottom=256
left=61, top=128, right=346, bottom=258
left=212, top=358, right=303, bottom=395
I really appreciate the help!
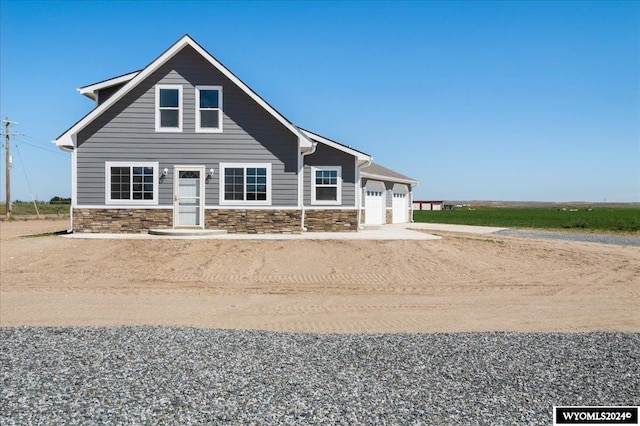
left=54, top=35, right=418, bottom=233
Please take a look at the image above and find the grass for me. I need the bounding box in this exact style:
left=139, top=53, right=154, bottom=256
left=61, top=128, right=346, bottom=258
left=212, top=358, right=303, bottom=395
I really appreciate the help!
left=0, top=202, right=70, bottom=217
left=413, top=206, right=640, bottom=233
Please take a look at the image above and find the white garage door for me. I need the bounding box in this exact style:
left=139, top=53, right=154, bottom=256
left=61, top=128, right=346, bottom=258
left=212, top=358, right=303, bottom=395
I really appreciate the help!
left=392, top=184, right=409, bottom=223
left=364, top=181, right=385, bottom=225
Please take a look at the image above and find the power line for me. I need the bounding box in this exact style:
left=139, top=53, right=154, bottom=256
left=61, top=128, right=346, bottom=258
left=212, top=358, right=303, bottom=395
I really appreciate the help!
left=19, top=133, right=61, bottom=148
left=2, top=119, right=69, bottom=218
left=13, top=135, right=67, bottom=156
left=2, top=117, right=20, bottom=219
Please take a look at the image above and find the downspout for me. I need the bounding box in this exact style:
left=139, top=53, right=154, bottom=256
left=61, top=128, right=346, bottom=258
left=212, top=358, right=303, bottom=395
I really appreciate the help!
left=356, top=158, right=372, bottom=230
left=57, top=137, right=75, bottom=234
left=410, top=181, right=419, bottom=223
left=69, top=148, right=75, bottom=233
left=299, top=141, right=317, bottom=232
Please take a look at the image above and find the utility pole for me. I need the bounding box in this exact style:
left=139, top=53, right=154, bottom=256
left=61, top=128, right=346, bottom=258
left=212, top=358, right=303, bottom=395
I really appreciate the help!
left=2, top=117, right=19, bottom=219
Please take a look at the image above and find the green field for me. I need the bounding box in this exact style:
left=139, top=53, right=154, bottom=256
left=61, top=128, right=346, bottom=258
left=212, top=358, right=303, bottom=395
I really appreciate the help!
left=413, top=206, right=640, bottom=233
left=0, top=202, right=70, bottom=217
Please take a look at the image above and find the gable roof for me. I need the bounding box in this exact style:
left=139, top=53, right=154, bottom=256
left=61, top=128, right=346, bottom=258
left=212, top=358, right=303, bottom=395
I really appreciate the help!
left=54, top=34, right=314, bottom=151
left=78, top=70, right=141, bottom=100
left=299, top=128, right=370, bottom=162
left=361, top=162, right=418, bottom=185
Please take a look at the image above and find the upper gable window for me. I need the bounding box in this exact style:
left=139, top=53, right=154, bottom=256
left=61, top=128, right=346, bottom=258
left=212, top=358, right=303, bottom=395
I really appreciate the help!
left=196, top=86, right=223, bottom=132
left=155, top=85, right=182, bottom=132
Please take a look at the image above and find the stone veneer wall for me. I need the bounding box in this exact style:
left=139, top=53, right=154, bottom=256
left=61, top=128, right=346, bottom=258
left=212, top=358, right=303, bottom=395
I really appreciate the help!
left=206, top=209, right=301, bottom=234
left=73, top=208, right=359, bottom=234
left=73, top=208, right=173, bottom=233
left=304, top=209, right=358, bottom=232
left=386, top=209, right=393, bottom=225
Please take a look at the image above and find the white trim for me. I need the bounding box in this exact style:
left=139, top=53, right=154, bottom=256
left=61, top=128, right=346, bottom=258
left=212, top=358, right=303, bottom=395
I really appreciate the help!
left=302, top=206, right=358, bottom=211
left=219, top=162, right=272, bottom=206
left=195, top=85, right=223, bottom=133
left=74, top=205, right=358, bottom=211
left=207, top=206, right=357, bottom=210
left=205, top=205, right=298, bottom=210
left=77, top=71, right=139, bottom=100
left=105, top=161, right=159, bottom=205
left=155, top=85, right=183, bottom=132
left=55, top=35, right=313, bottom=150
left=76, top=205, right=171, bottom=209
left=173, top=166, right=205, bottom=229
left=299, top=129, right=370, bottom=162
left=310, top=166, right=342, bottom=206
left=360, top=171, right=417, bottom=185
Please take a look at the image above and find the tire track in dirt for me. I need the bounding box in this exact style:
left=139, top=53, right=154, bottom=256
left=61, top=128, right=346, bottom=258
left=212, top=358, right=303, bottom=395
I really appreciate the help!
left=2, top=219, right=639, bottom=331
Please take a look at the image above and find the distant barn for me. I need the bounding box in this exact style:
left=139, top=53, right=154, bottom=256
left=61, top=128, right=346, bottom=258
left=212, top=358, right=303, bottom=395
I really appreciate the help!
left=412, top=200, right=444, bottom=211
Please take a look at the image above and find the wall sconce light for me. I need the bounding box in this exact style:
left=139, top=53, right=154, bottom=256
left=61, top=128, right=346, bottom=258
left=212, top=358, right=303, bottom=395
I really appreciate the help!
left=208, top=168, right=215, bottom=178
left=162, top=168, right=168, bottom=177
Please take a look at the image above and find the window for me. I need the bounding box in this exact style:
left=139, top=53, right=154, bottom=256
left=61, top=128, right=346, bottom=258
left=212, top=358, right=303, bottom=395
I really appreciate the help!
left=219, top=163, right=271, bottom=205
left=155, top=85, right=182, bottom=132
left=311, top=166, right=341, bottom=205
left=196, top=86, right=222, bottom=132
left=105, top=162, right=158, bottom=204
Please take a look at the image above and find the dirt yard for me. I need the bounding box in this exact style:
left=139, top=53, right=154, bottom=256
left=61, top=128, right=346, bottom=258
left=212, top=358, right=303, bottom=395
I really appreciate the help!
left=1, top=218, right=638, bottom=332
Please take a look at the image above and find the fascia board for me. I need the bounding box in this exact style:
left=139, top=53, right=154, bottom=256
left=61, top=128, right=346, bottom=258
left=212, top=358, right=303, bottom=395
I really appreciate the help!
left=77, top=71, right=140, bottom=100
left=54, top=35, right=313, bottom=150
left=360, top=172, right=418, bottom=185
left=299, top=129, right=371, bottom=162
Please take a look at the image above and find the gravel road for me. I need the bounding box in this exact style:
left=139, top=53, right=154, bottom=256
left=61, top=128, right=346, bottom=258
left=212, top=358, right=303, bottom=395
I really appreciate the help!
left=494, top=229, right=640, bottom=247
left=2, top=328, right=638, bottom=425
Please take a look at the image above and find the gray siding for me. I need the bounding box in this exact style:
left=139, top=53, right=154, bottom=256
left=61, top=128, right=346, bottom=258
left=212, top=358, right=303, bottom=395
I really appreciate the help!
left=96, top=83, right=127, bottom=106
left=77, top=45, right=299, bottom=206
left=303, top=143, right=356, bottom=207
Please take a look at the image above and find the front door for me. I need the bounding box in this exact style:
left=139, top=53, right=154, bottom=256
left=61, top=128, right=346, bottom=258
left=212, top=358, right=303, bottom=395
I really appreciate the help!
left=174, top=166, right=205, bottom=228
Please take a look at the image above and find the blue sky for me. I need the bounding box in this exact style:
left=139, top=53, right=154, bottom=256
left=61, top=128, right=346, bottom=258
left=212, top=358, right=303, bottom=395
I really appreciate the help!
left=1, top=0, right=638, bottom=203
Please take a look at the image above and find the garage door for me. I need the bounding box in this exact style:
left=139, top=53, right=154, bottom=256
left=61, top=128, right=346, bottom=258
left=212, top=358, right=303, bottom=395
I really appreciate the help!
left=364, top=181, right=385, bottom=225
left=392, top=184, right=409, bottom=223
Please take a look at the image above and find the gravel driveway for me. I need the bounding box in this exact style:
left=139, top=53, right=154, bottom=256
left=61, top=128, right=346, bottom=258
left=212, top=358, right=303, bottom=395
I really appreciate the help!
left=2, top=327, right=638, bottom=425
left=494, top=229, right=640, bottom=247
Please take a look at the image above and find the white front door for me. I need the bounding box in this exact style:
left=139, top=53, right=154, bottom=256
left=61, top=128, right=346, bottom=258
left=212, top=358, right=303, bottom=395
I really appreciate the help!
left=364, top=181, right=385, bottom=225
left=174, top=166, right=205, bottom=228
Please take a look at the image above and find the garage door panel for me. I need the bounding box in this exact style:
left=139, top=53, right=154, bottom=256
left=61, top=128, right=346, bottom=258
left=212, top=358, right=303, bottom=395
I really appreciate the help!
left=364, top=181, right=385, bottom=225
left=392, top=184, right=409, bottom=223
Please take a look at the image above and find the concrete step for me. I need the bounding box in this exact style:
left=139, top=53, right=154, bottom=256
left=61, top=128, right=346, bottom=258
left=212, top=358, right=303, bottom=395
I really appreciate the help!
left=148, top=229, right=227, bottom=237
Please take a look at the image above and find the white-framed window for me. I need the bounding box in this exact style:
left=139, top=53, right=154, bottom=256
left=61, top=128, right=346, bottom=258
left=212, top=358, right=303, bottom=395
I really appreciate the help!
left=219, top=163, right=272, bottom=205
left=155, top=85, right=182, bottom=132
left=196, top=85, right=223, bottom=132
left=105, top=162, right=159, bottom=205
left=311, top=166, right=342, bottom=205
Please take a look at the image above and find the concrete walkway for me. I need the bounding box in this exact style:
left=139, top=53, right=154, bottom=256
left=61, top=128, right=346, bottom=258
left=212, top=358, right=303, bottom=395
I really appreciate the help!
left=63, top=223, right=508, bottom=241
left=65, top=225, right=442, bottom=241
